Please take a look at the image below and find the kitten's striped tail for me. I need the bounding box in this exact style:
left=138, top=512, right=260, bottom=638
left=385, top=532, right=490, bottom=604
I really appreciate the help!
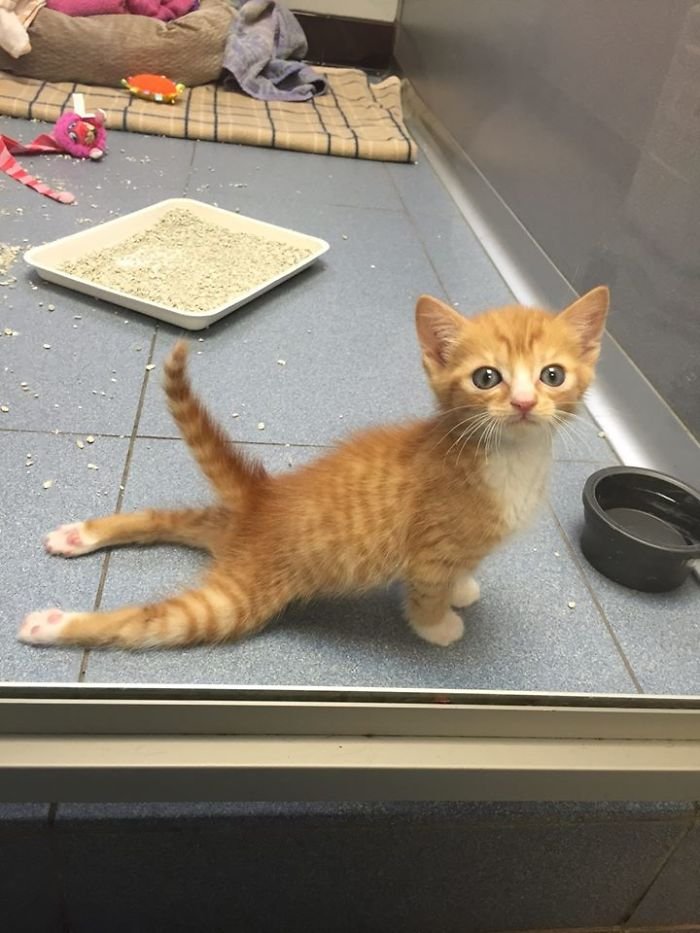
left=163, top=341, right=268, bottom=508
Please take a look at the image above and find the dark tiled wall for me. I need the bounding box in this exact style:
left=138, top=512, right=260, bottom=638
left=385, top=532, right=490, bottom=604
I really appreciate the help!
left=396, top=0, right=700, bottom=440
left=1, top=802, right=698, bottom=931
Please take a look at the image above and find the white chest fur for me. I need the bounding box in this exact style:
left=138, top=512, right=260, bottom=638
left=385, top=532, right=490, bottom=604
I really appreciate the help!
left=485, top=431, right=552, bottom=533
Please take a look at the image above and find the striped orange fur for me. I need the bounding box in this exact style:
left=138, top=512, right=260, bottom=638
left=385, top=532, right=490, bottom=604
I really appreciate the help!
left=20, top=287, right=609, bottom=650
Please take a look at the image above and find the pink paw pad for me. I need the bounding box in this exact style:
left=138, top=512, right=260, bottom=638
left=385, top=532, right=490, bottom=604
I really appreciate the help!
left=44, top=522, right=95, bottom=557
left=18, top=609, right=69, bottom=646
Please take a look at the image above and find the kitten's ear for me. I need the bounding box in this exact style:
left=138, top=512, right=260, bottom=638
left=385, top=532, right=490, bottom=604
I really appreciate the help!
left=415, top=295, right=465, bottom=367
left=559, top=286, right=610, bottom=358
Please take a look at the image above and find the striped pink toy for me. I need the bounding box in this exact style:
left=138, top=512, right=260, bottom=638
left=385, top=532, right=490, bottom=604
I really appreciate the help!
left=0, top=131, right=76, bottom=204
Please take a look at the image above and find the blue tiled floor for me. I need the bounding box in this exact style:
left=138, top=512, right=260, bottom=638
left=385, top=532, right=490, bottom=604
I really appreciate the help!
left=1, top=119, right=697, bottom=692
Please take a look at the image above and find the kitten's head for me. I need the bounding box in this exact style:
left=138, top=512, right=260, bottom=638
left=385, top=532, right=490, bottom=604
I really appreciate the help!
left=415, top=287, right=609, bottom=437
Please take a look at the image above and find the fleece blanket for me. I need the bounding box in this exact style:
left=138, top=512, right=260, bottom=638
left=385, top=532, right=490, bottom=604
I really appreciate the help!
left=0, top=69, right=417, bottom=162
left=223, top=0, right=326, bottom=102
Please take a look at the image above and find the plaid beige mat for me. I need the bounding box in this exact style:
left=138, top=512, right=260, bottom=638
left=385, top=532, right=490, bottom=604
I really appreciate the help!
left=0, top=68, right=416, bottom=163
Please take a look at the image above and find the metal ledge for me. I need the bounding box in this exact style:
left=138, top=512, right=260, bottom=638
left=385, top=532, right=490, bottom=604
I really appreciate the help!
left=2, top=688, right=700, bottom=740
left=403, top=83, right=700, bottom=493
left=2, top=687, right=699, bottom=800
left=3, top=734, right=700, bottom=801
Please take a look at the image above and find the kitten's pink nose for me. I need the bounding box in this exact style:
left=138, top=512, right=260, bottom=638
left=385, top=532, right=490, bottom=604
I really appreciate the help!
left=511, top=397, right=536, bottom=413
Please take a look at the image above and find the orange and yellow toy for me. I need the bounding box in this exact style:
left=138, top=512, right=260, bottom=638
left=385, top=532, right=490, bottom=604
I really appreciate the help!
left=121, top=74, right=185, bottom=105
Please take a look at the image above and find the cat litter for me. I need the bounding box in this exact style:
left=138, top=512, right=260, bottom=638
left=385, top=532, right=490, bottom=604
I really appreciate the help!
left=24, top=199, right=329, bottom=332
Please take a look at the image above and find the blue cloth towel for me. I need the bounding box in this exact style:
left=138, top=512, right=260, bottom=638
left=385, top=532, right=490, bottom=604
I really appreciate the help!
left=223, top=0, right=327, bottom=102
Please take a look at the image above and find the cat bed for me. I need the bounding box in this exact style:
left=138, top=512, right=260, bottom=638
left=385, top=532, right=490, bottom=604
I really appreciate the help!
left=0, top=0, right=233, bottom=87
left=0, top=69, right=417, bottom=162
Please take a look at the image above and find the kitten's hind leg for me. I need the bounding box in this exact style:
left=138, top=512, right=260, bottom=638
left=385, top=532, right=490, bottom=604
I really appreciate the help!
left=44, top=507, right=228, bottom=558
left=404, top=577, right=465, bottom=647
left=450, top=571, right=480, bottom=608
left=19, top=580, right=238, bottom=649
left=19, top=564, right=295, bottom=650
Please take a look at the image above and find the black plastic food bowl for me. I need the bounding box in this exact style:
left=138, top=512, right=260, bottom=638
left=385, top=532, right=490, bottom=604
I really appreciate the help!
left=581, top=467, right=700, bottom=592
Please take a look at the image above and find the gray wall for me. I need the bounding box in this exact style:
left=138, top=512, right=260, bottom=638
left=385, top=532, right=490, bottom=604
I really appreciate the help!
left=397, top=0, right=700, bottom=439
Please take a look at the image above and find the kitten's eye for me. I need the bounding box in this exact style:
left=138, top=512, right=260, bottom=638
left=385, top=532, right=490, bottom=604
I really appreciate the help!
left=472, top=367, right=503, bottom=390
left=540, top=365, right=566, bottom=387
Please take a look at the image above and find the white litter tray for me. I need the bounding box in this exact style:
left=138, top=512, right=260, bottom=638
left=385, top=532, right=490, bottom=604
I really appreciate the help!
left=24, top=198, right=330, bottom=332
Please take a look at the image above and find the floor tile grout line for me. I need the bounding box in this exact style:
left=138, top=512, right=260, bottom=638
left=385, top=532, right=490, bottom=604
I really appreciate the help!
left=0, top=423, right=612, bottom=462
left=386, top=147, right=518, bottom=308
left=0, top=425, right=613, bottom=461
left=385, top=164, right=458, bottom=308
left=400, top=125, right=519, bottom=300
left=78, top=327, right=159, bottom=683
left=0, top=424, right=336, bottom=449
left=135, top=434, right=336, bottom=450
left=0, top=427, right=130, bottom=439
left=183, top=139, right=198, bottom=196
left=547, top=502, right=644, bottom=694
left=618, top=815, right=695, bottom=925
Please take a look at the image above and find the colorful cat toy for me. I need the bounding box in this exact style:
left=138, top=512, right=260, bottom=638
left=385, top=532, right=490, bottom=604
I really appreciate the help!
left=0, top=93, right=107, bottom=204
left=121, top=74, right=185, bottom=105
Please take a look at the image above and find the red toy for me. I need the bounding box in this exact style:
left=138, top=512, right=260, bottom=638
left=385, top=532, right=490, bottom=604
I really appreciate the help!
left=122, top=73, right=185, bottom=104
left=0, top=93, right=107, bottom=204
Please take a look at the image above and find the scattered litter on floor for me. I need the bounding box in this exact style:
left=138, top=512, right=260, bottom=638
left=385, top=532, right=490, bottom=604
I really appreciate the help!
left=277, top=359, right=286, bottom=366
left=87, top=463, right=98, bottom=470
left=47, top=304, right=55, bottom=311
left=0, top=243, right=20, bottom=285
left=86, top=435, right=95, bottom=444
left=76, top=440, right=84, bottom=449
left=145, top=363, right=156, bottom=371
left=257, top=422, right=265, bottom=430
left=0, top=405, right=9, bottom=413
left=597, top=431, right=606, bottom=438
left=42, top=479, right=53, bottom=489
left=567, top=601, right=576, bottom=609
left=42, top=343, right=51, bottom=349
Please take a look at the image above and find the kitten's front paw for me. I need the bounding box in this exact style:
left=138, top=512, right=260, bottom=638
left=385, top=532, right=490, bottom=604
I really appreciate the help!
left=44, top=522, right=96, bottom=557
left=412, top=609, right=464, bottom=647
left=18, top=609, right=70, bottom=646
left=451, top=574, right=480, bottom=608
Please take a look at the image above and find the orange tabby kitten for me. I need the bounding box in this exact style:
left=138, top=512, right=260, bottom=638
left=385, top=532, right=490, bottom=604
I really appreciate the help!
left=19, top=287, right=609, bottom=650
